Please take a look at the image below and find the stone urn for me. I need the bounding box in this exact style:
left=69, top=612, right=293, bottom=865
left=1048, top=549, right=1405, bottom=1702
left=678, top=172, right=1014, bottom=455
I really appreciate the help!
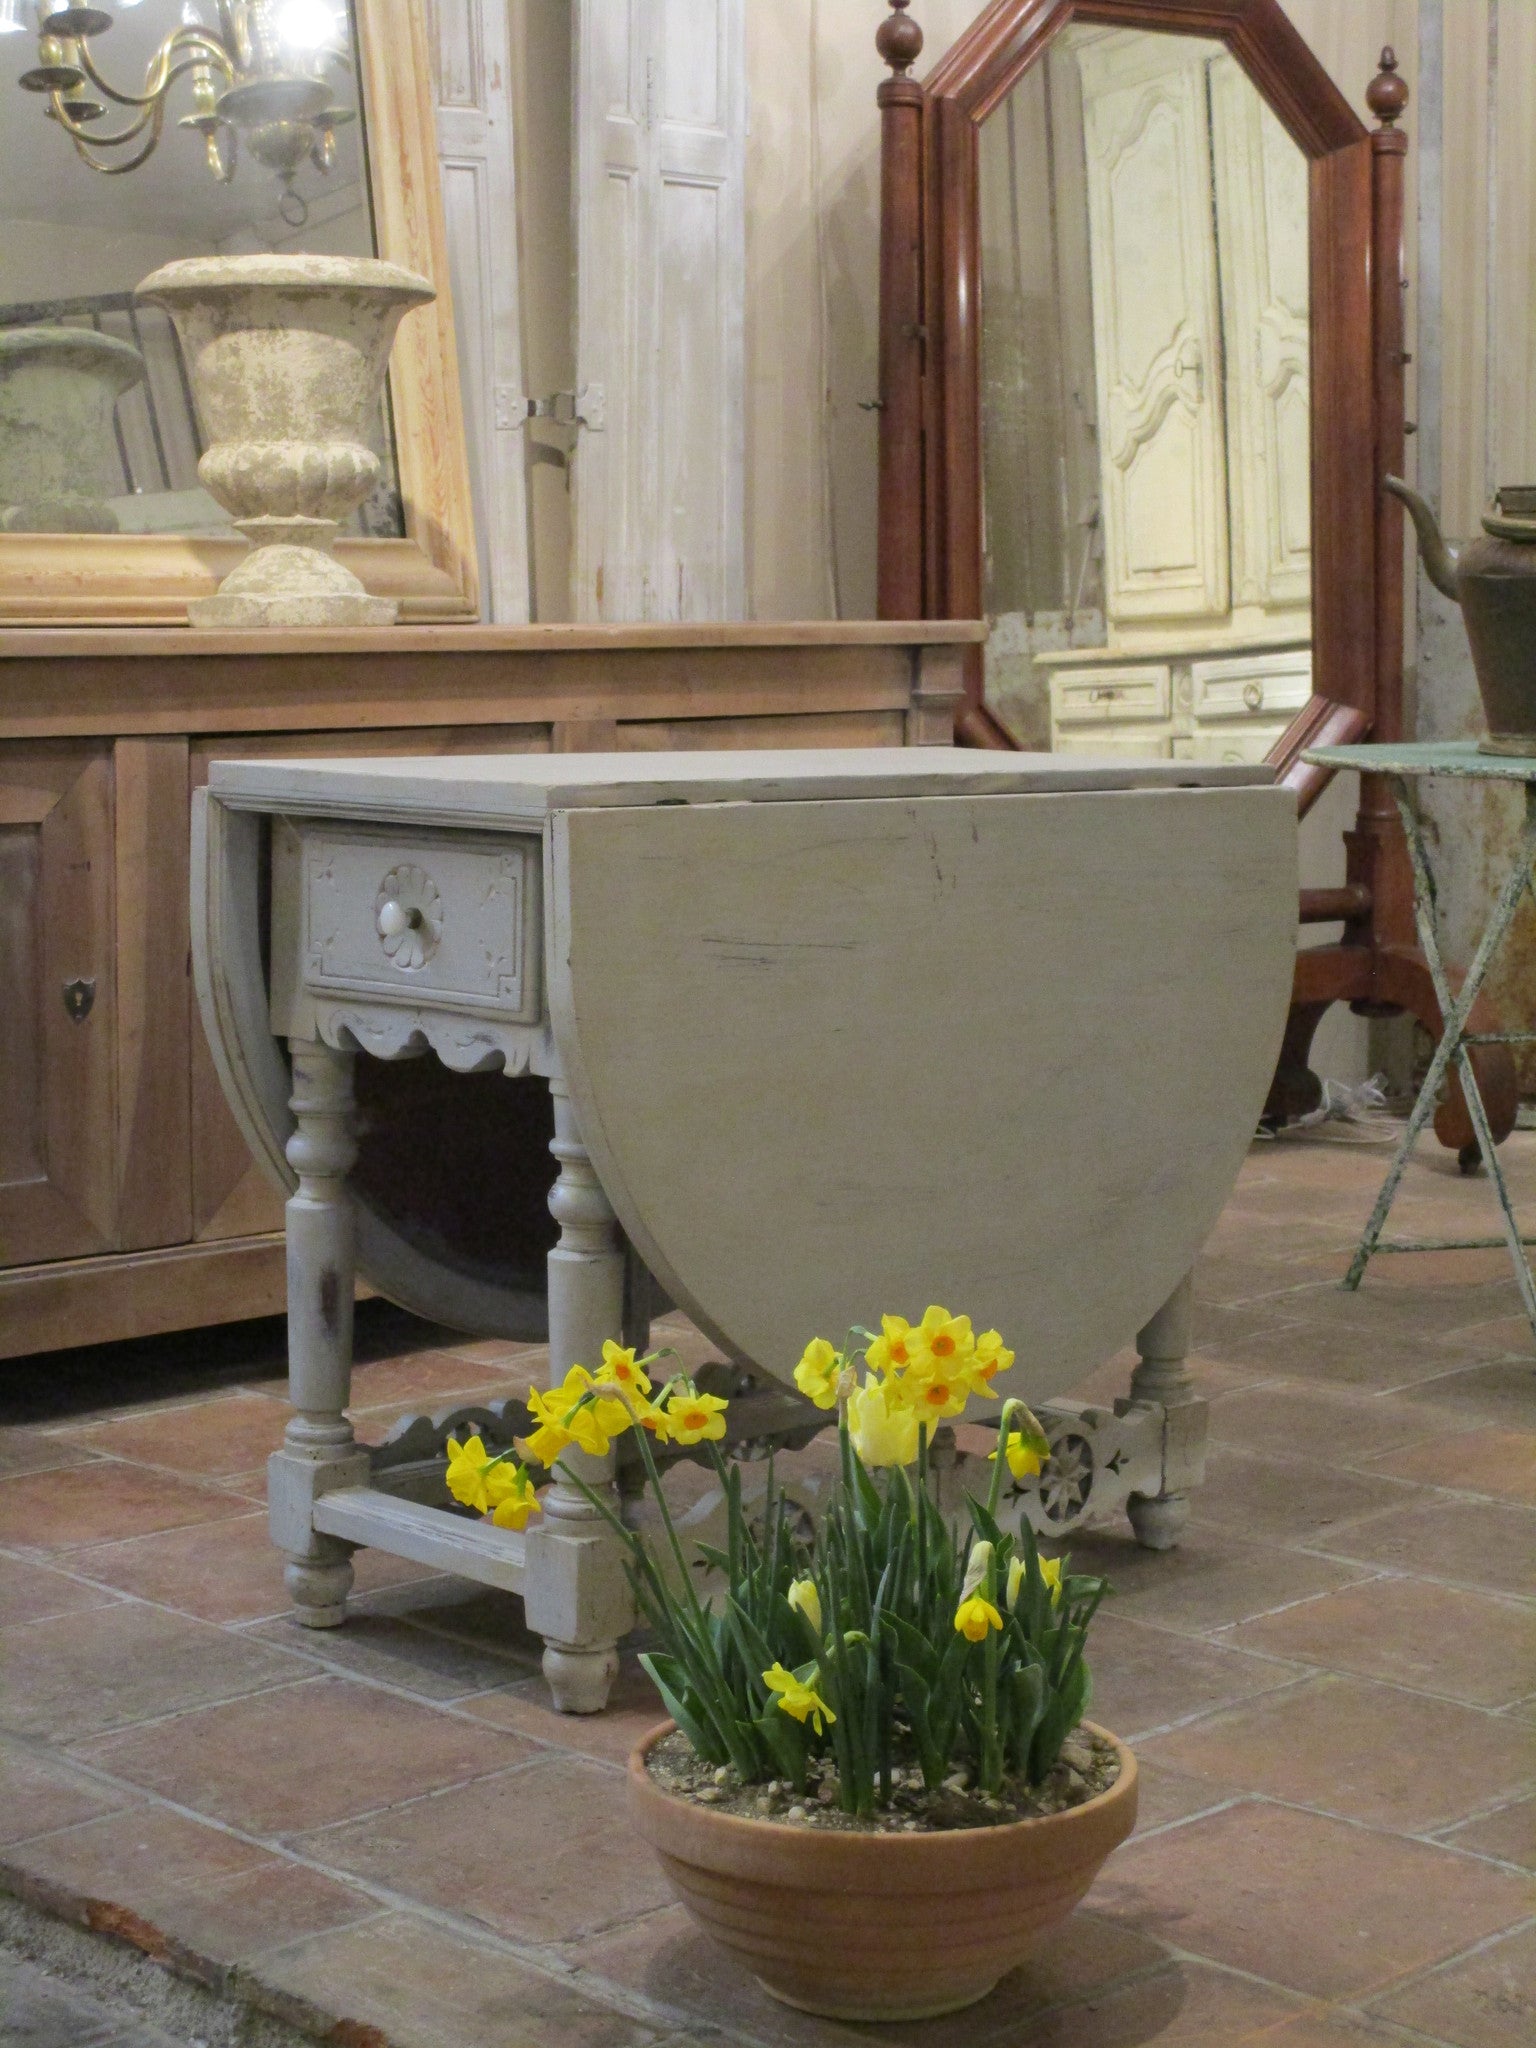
left=628, top=1719, right=1139, bottom=2022
left=0, top=327, right=145, bottom=534
left=135, top=254, right=435, bottom=628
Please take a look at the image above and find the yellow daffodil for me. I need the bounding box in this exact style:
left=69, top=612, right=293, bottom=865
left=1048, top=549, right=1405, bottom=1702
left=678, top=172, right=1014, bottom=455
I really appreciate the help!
left=762, top=1661, right=835, bottom=1734
left=525, top=1366, right=632, bottom=1458
left=989, top=1418, right=1051, bottom=1480
left=793, top=1337, right=842, bottom=1409
left=1006, top=1554, right=1024, bottom=1607
left=902, top=1367, right=971, bottom=1422
left=490, top=1465, right=543, bottom=1530
left=907, top=1305, right=976, bottom=1377
left=787, top=1577, right=822, bottom=1634
left=966, top=1327, right=1015, bottom=1392
left=955, top=1593, right=1004, bottom=1641
left=444, top=1435, right=516, bottom=1514
left=665, top=1390, right=729, bottom=1444
left=518, top=1419, right=574, bottom=1468
left=864, top=1314, right=917, bottom=1378
left=594, top=1339, right=651, bottom=1399
left=846, top=1375, right=919, bottom=1467
left=1041, top=1555, right=1063, bottom=1606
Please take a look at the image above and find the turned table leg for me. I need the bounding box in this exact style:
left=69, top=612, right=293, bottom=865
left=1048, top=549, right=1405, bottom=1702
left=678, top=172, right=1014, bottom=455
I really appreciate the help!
left=1125, top=1271, right=1205, bottom=1552
left=268, top=1041, right=369, bottom=1627
left=522, top=1074, right=632, bottom=1712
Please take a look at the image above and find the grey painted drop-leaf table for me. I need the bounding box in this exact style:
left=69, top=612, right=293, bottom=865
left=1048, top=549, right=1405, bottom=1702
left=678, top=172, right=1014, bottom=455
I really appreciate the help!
left=192, top=748, right=1297, bottom=1711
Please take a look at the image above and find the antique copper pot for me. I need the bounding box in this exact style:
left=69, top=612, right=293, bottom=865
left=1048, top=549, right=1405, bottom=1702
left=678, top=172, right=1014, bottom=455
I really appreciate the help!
left=1387, top=476, right=1536, bottom=754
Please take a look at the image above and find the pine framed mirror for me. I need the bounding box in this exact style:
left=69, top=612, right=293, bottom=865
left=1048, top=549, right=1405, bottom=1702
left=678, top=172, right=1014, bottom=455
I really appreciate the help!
left=0, top=0, right=477, bottom=622
left=874, top=0, right=1407, bottom=795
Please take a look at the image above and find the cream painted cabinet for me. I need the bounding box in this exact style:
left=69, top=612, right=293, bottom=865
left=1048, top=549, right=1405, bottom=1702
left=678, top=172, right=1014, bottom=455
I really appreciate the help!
left=1043, top=31, right=1312, bottom=763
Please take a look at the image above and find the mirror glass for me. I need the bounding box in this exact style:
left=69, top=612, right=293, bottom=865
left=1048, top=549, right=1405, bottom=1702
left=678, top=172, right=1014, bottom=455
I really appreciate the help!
left=978, top=26, right=1311, bottom=762
left=0, top=0, right=403, bottom=539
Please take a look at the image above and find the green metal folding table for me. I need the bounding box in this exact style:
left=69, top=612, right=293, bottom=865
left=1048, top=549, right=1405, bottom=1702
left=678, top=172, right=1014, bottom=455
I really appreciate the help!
left=1304, top=741, right=1536, bottom=1342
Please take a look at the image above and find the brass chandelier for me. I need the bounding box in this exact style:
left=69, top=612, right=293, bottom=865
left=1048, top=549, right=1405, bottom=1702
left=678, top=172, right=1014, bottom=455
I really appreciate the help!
left=5, top=1, right=354, bottom=223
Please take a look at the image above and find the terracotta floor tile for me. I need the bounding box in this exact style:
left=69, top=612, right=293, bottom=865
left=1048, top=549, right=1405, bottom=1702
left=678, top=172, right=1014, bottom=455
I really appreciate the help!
left=1190, top=1447, right=1416, bottom=1543
left=1057, top=1525, right=1371, bottom=1635
left=1067, top=1612, right=1305, bottom=1740
left=7, top=1804, right=275, bottom=1910
left=351, top=1578, right=546, bottom=1660
left=1363, top=1425, right=1536, bottom=1506
left=133, top=1861, right=384, bottom=1970
left=1020, top=1961, right=1323, bottom=2047
left=1187, top=1314, right=1456, bottom=1392
left=1226, top=1575, right=1536, bottom=1709
left=1129, top=1761, right=1236, bottom=1836
left=1437, top=1312, right=1536, bottom=1357
left=3, top=1604, right=307, bottom=1742
left=79, top=1674, right=535, bottom=1835
left=1401, top=1360, right=1536, bottom=1428
left=59, top=1392, right=290, bottom=1479
left=1205, top=1382, right=1451, bottom=1465
left=1091, top=1801, right=1532, bottom=1999
left=0, top=1428, right=99, bottom=1477
left=1367, top=1919, right=1536, bottom=2048
left=461, top=1655, right=665, bottom=1764
left=301, top=1753, right=671, bottom=1941
left=66, top=1513, right=434, bottom=1626
left=254, top=1909, right=655, bottom=2048
left=345, top=1347, right=532, bottom=1411
left=0, top=1555, right=121, bottom=1628
left=0, top=1738, right=135, bottom=1845
left=1321, top=1497, right=1536, bottom=1599
left=1140, top=1674, right=1536, bottom=1831
left=1438, top=1795, right=1536, bottom=1872
left=243, top=1604, right=540, bottom=1702
left=0, top=1463, right=250, bottom=1554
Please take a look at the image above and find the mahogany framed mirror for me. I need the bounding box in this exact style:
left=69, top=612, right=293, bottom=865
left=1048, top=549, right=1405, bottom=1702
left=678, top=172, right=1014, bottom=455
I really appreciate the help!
left=874, top=0, right=1406, bottom=796
left=868, top=1, right=1524, bottom=1149
left=0, top=0, right=477, bottom=623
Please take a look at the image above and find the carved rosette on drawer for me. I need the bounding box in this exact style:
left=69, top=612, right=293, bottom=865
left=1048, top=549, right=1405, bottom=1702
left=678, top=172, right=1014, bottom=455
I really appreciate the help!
left=375, top=864, right=443, bottom=970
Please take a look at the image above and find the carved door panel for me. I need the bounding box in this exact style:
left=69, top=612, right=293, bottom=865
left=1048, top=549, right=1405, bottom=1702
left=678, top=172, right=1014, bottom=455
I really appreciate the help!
left=1076, top=32, right=1228, bottom=625
left=0, top=743, right=117, bottom=1267
left=1210, top=52, right=1311, bottom=616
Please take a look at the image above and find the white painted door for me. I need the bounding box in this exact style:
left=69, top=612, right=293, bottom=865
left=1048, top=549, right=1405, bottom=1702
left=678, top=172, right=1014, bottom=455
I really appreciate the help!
left=572, top=0, right=746, bottom=622
left=1076, top=32, right=1229, bottom=626
left=1209, top=52, right=1311, bottom=617
left=429, top=0, right=531, bottom=622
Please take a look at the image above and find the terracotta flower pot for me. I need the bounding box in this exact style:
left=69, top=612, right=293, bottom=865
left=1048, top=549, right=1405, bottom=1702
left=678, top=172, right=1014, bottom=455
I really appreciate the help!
left=627, top=1719, right=1138, bottom=2022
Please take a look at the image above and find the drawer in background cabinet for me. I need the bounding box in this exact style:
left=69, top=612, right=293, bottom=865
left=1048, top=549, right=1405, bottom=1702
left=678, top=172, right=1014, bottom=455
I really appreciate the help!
left=1050, top=665, right=1172, bottom=725
left=1190, top=650, right=1311, bottom=723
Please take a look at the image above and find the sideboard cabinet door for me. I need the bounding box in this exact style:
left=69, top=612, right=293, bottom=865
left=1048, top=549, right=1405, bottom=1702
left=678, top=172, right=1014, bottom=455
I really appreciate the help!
left=0, top=744, right=117, bottom=1266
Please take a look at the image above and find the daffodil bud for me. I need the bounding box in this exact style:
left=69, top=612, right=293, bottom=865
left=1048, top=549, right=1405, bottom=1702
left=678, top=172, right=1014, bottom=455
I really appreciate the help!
left=959, top=1537, right=994, bottom=1604
left=787, top=1577, right=822, bottom=1635
left=1006, top=1554, right=1024, bottom=1606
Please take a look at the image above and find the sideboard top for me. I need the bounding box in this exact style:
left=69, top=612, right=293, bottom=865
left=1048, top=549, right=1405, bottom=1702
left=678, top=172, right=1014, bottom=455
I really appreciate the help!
left=0, top=619, right=988, bottom=660
left=208, top=745, right=1277, bottom=826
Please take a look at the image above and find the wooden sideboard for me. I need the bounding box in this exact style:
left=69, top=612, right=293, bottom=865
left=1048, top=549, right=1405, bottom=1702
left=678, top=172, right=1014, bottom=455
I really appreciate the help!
left=0, top=622, right=976, bottom=1359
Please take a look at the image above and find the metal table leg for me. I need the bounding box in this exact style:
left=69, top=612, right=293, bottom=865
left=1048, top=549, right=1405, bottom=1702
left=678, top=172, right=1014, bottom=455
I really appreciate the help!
left=1345, top=780, right=1536, bottom=1342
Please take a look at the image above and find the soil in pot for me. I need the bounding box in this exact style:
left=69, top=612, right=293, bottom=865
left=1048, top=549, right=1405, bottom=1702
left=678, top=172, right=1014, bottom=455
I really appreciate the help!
left=643, top=1723, right=1121, bottom=1833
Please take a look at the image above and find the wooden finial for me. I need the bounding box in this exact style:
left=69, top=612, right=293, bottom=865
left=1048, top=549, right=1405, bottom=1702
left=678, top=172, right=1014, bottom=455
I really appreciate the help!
left=877, top=0, right=923, bottom=79
left=1367, top=46, right=1409, bottom=128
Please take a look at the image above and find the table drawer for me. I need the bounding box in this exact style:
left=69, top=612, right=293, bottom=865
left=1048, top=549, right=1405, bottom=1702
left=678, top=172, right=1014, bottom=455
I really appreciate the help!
left=1051, top=665, right=1172, bottom=725
left=296, top=824, right=542, bottom=1021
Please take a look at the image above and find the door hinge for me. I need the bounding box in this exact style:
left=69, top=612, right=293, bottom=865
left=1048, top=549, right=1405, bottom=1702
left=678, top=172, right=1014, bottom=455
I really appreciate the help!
left=499, top=385, right=606, bottom=431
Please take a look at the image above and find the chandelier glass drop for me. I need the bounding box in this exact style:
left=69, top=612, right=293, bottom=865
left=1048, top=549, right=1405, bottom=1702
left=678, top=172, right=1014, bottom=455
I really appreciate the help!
left=6, top=0, right=354, bottom=225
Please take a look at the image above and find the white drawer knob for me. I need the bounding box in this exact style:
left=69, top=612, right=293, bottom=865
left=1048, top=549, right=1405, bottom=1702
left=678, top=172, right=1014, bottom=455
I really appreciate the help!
left=1243, top=680, right=1264, bottom=711
left=376, top=899, right=421, bottom=940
